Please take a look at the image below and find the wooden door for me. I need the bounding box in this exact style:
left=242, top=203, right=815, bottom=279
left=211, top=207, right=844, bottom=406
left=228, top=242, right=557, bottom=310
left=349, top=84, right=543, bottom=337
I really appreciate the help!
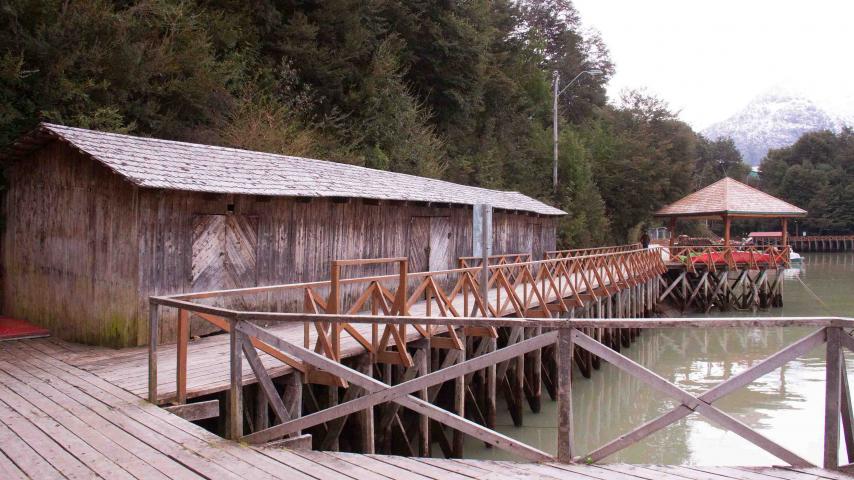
left=192, top=215, right=258, bottom=321
left=531, top=223, right=544, bottom=260
left=407, top=216, right=452, bottom=273
left=408, top=217, right=431, bottom=272
left=429, top=217, right=451, bottom=271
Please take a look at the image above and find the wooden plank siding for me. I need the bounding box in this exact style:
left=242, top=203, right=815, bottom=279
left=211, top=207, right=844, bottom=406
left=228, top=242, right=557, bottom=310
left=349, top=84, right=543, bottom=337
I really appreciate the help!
left=2, top=143, right=140, bottom=346
left=3, top=140, right=557, bottom=347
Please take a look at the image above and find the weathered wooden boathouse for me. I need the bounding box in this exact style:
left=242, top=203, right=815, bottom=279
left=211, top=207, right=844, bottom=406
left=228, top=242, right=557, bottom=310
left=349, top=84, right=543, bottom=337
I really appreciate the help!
left=1, top=123, right=667, bottom=461
left=1, top=123, right=561, bottom=347
left=654, top=178, right=807, bottom=311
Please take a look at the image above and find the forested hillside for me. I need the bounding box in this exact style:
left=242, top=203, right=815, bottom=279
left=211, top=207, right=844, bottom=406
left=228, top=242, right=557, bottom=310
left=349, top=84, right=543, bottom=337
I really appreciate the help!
left=760, top=128, right=854, bottom=234
left=0, top=0, right=747, bottom=245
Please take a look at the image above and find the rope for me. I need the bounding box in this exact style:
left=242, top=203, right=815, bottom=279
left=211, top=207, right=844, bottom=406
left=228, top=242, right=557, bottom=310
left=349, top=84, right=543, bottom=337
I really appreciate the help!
left=791, top=269, right=834, bottom=314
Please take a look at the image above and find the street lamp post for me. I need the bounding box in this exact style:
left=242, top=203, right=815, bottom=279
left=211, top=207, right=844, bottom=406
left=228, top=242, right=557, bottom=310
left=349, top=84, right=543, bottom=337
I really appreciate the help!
left=553, top=69, right=602, bottom=194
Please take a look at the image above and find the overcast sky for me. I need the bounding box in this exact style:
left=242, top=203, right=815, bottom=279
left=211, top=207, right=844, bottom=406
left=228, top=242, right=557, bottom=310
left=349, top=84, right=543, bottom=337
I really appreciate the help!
left=572, top=0, right=854, bottom=130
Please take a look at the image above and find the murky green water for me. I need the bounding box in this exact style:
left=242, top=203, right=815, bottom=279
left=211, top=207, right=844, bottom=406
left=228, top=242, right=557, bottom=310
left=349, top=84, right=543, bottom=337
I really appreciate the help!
left=465, top=252, right=854, bottom=465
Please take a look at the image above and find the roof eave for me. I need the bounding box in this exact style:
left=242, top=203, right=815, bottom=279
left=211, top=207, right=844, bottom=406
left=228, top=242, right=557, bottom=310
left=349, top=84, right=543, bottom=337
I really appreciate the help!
left=654, top=210, right=807, bottom=219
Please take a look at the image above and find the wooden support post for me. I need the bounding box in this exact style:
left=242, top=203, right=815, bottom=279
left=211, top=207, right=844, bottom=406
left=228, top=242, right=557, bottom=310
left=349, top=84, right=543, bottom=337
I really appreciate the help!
left=526, top=325, right=543, bottom=413
left=840, top=351, right=854, bottom=464
left=669, top=217, right=677, bottom=248
left=282, top=372, right=303, bottom=427
left=176, top=308, right=189, bottom=404
left=417, top=344, right=430, bottom=456
left=723, top=214, right=731, bottom=247
left=325, top=382, right=340, bottom=450
left=148, top=301, right=159, bottom=404
left=254, top=384, right=269, bottom=432
left=826, top=326, right=842, bottom=469
left=512, top=342, right=525, bottom=426
left=454, top=330, right=466, bottom=457
left=357, top=356, right=375, bottom=453
left=382, top=364, right=394, bottom=453
left=486, top=336, right=497, bottom=440
left=781, top=218, right=789, bottom=249
left=478, top=204, right=497, bottom=438
left=330, top=262, right=341, bottom=360
left=227, top=325, right=243, bottom=440
left=557, top=327, right=574, bottom=462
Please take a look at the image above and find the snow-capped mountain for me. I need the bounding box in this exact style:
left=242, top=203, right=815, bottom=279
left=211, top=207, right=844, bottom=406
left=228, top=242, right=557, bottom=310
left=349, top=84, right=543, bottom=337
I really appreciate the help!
left=702, top=90, right=842, bottom=166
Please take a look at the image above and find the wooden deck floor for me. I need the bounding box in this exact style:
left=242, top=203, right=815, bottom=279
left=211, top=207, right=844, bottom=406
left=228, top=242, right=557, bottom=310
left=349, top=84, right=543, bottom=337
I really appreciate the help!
left=64, top=271, right=622, bottom=402
left=0, top=338, right=847, bottom=480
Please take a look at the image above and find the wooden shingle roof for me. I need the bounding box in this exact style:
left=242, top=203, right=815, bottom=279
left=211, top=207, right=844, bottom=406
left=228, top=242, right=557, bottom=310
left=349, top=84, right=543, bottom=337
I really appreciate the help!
left=7, top=123, right=566, bottom=216
left=654, top=177, right=806, bottom=218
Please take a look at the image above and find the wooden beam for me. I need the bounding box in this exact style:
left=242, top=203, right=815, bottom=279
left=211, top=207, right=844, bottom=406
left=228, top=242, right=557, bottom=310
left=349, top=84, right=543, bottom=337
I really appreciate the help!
left=236, top=321, right=554, bottom=462
left=241, top=336, right=291, bottom=423
left=826, top=327, right=842, bottom=469
left=669, top=217, right=677, bottom=247
left=265, top=434, right=313, bottom=450
left=557, top=327, right=575, bottom=463
left=176, top=309, right=189, bottom=404
left=573, top=329, right=814, bottom=467
left=165, top=400, right=220, bottom=422
left=724, top=214, right=731, bottom=246
left=227, top=327, right=243, bottom=440
left=148, top=302, right=159, bottom=404
left=245, top=330, right=558, bottom=442
left=840, top=351, right=854, bottom=464
left=781, top=218, right=789, bottom=247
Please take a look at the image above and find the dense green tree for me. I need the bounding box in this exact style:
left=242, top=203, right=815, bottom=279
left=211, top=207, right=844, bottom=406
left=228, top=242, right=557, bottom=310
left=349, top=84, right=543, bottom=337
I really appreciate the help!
left=582, top=90, right=696, bottom=242
left=760, top=128, right=854, bottom=234
left=694, top=136, right=751, bottom=187
left=0, top=0, right=715, bottom=248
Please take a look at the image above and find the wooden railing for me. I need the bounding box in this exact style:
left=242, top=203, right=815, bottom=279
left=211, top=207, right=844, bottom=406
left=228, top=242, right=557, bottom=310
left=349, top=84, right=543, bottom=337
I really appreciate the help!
left=545, top=243, right=641, bottom=259
left=667, top=245, right=791, bottom=272
left=158, top=248, right=664, bottom=391
left=147, top=304, right=854, bottom=469
left=790, top=235, right=854, bottom=242
left=789, top=235, right=854, bottom=251
left=458, top=252, right=531, bottom=269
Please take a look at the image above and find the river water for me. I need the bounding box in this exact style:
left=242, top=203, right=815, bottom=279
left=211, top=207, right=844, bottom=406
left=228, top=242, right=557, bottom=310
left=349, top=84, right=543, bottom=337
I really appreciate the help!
left=464, top=252, right=854, bottom=465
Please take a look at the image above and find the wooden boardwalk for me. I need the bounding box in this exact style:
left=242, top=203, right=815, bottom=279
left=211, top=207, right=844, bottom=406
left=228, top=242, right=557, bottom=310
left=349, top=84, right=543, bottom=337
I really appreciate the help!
left=0, top=337, right=847, bottom=480
left=71, top=264, right=629, bottom=403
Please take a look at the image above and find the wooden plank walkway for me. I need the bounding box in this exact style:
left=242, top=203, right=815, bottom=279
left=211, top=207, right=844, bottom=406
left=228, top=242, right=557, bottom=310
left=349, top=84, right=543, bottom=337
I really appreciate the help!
left=0, top=338, right=846, bottom=480
left=63, top=270, right=621, bottom=402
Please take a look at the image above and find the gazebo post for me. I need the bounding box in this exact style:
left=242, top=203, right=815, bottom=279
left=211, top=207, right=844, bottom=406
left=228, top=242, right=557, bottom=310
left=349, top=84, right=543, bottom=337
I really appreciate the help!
left=723, top=214, right=731, bottom=247
left=781, top=218, right=788, bottom=248
left=669, top=217, right=677, bottom=247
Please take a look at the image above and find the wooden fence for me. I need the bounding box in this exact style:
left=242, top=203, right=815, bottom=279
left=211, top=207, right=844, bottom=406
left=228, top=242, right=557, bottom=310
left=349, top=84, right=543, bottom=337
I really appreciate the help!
left=545, top=243, right=642, bottom=259
left=147, top=302, right=854, bottom=469
left=158, top=247, right=663, bottom=391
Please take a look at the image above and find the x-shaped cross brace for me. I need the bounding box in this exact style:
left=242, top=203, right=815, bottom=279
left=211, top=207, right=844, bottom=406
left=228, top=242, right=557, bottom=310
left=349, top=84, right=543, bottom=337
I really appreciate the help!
left=572, top=328, right=823, bottom=467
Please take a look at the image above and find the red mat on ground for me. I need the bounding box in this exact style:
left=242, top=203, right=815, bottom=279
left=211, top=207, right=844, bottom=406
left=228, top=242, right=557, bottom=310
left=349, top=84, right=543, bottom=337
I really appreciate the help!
left=0, top=316, right=49, bottom=340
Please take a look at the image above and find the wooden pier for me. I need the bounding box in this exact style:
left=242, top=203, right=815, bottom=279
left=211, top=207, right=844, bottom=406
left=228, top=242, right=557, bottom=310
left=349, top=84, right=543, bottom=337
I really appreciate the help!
left=148, top=246, right=661, bottom=448
left=790, top=235, right=854, bottom=252
left=659, top=245, right=790, bottom=312
left=2, top=323, right=853, bottom=479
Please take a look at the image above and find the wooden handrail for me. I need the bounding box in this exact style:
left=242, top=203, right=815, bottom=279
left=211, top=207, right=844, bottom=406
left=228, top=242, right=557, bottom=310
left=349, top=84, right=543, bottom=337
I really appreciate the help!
left=149, top=308, right=854, bottom=466
left=149, top=247, right=854, bottom=467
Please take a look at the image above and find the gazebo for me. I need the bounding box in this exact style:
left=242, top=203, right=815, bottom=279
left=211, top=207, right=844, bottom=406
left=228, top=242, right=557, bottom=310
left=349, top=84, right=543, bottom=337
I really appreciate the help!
left=654, top=177, right=806, bottom=248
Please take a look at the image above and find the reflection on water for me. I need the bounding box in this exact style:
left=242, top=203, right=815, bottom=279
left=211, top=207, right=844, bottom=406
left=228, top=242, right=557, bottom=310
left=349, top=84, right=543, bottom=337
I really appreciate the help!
left=464, top=252, right=854, bottom=465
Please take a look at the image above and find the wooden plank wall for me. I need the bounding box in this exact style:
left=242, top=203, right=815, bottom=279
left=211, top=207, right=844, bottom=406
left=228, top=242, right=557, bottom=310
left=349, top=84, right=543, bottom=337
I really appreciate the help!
left=4, top=141, right=557, bottom=347
left=140, top=198, right=555, bottom=345
left=2, top=142, right=141, bottom=347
